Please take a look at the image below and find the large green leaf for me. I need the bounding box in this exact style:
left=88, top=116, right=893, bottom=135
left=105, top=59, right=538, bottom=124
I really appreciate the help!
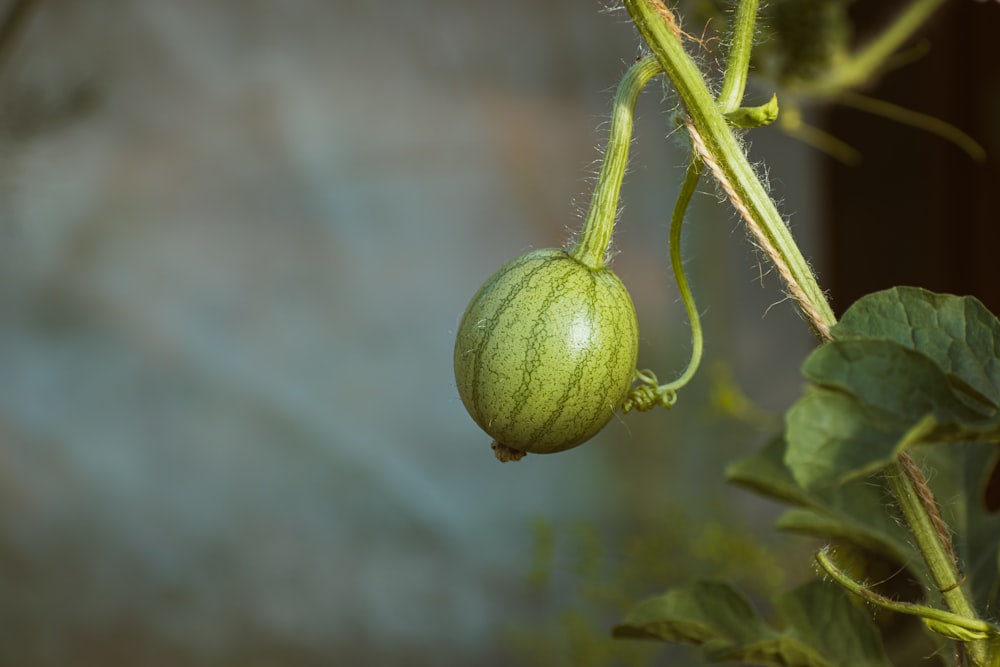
left=612, top=580, right=780, bottom=646
left=802, top=339, right=991, bottom=424
left=613, top=579, right=891, bottom=666
left=783, top=290, right=1000, bottom=489
left=833, top=286, right=1000, bottom=409
left=785, top=385, right=910, bottom=489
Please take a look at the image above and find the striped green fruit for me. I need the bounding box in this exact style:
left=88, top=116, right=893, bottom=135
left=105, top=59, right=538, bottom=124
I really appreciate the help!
left=454, top=248, right=639, bottom=455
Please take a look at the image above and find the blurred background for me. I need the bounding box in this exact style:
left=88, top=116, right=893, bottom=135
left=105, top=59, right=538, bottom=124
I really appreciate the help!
left=0, top=1, right=996, bottom=666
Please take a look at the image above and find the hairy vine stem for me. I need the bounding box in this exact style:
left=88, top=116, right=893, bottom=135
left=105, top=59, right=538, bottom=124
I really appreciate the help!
left=683, top=120, right=831, bottom=340
left=622, top=0, right=836, bottom=340
left=816, top=549, right=996, bottom=642
left=572, top=55, right=662, bottom=269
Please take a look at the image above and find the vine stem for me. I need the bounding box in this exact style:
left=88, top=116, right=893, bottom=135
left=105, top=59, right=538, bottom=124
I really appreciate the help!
left=653, top=0, right=757, bottom=395
left=622, top=0, right=988, bottom=662
left=715, top=0, right=757, bottom=114
left=816, top=549, right=996, bottom=641
left=835, top=90, right=986, bottom=162
left=886, top=457, right=990, bottom=665
left=571, top=55, right=662, bottom=270
left=651, top=0, right=753, bottom=396
left=622, top=0, right=835, bottom=340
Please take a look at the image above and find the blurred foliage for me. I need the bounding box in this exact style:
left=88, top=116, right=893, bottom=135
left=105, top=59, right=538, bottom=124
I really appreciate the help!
left=756, top=0, right=852, bottom=88
left=505, top=503, right=802, bottom=666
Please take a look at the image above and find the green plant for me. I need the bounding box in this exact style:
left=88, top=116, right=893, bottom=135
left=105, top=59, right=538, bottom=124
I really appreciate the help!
left=454, top=0, right=998, bottom=664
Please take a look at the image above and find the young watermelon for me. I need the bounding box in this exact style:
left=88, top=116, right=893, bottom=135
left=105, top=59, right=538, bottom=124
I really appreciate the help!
left=454, top=248, right=639, bottom=459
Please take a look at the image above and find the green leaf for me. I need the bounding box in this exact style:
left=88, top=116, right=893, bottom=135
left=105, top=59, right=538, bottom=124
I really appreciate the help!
left=775, top=580, right=893, bottom=667
left=612, top=580, right=827, bottom=666
left=724, top=435, right=812, bottom=508
left=614, top=579, right=891, bottom=666
left=785, top=386, right=907, bottom=488
left=775, top=508, right=901, bottom=560
left=786, top=287, right=1000, bottom=487
left=612, top=580, right=775, bottom=645
left=833, top=286, right=1000, bottom=410
left=802, top=339, right=990, bottom=424
left=785, top=311, right=1000, bottom=488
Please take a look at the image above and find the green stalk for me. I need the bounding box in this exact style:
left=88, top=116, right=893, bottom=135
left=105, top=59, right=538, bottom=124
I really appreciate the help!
left=716, top=0, right=758, bottom=114
left=885, top=460, right=990, bottom=664
left=816, top=550, right=996, bottom=642
left=622, top=0, right=836, bottom=339
left=571, top=55, right=662, bottom=269
left=656, top=0, right=753, bottom=394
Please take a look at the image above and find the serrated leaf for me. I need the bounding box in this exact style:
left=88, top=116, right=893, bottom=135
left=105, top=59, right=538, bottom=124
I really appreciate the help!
left=775, top=580, right=893, bottom=667
left=833, top=287, right=1000, bottom=409
left=613, top=580, right=829, bottom=666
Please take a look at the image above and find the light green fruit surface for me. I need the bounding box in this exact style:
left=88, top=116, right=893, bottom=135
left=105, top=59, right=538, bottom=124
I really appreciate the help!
left=454, top=248, right=639, bottom=454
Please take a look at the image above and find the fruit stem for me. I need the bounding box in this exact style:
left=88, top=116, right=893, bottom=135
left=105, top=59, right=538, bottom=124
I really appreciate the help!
left=570, top=55, right=662, bottom=270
